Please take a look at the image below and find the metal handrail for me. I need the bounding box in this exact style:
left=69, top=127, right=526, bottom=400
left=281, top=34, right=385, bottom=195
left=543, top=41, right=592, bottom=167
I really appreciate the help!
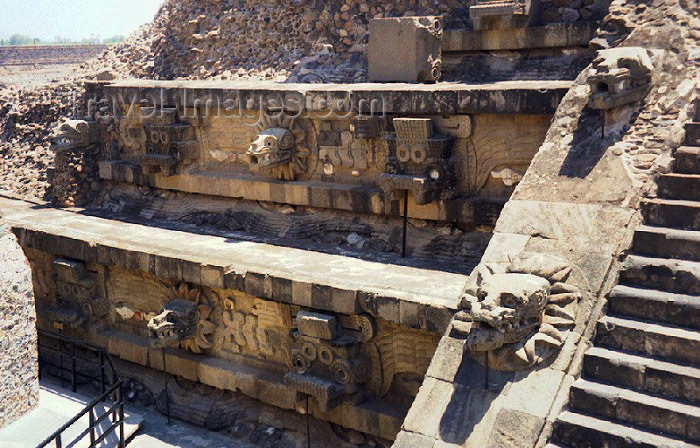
left=35, top=330, right=126, bottom=448
left=35, top=380, right=126, bottom=448
left=37, top=329, right=119, bottom=394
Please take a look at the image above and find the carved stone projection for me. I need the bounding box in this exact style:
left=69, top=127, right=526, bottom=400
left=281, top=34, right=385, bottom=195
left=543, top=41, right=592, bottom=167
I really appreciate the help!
left=50, top=119, right=99, bottom=151
left=245, top=114, right=313, bottom=181
left=587, top=47, right=654, bottom=110
left=118, top=107, right=200, bottom=176
left=368, top=17, right=443, bottom=83
left=285, top=311, right=376, bottom=412
left=469, top=0, right=537, bottom=31
left=44, top=258, right=109, bottom=330
left=148, top=284, right=215, bottom=354
left=453, top=253, right=581, bottom=371
left=380, top=118, right=457, bottom=205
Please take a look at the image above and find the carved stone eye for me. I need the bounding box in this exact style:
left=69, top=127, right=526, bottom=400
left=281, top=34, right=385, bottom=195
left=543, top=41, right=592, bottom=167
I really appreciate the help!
left=501, top=296, right=518, bottom=309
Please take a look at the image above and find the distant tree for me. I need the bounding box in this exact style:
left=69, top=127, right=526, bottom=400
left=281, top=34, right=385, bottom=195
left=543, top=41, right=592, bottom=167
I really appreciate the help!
left=8, top=34, right=33, bottom=45
left=103, top=34, right=126, bottom=43
left=53, top=34, right=73, bottom=44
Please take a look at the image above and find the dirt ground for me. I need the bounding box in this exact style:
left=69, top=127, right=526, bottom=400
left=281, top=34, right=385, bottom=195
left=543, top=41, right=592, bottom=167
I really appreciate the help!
left=0, top=63, right=82, bottom=90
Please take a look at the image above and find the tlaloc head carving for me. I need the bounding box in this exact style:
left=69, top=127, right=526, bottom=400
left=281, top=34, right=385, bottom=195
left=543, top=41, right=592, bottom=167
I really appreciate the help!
left=455, top=253, right=582, bottom=371
left=147, top=284, right=215, bottom=353
left=50, top=119, right=99, bottom=151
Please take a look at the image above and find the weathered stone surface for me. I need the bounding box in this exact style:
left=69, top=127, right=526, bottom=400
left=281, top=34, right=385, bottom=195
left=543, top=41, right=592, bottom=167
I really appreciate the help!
left=442, top=23, right=596, bottom=52
left=0, top=219, right=39, bottom=428
left=1, top=196, right=463, bottom=332
left=368, top=17, right=443, bottom=83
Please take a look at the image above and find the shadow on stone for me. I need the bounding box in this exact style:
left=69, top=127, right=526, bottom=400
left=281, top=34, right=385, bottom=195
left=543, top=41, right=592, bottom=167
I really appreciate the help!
left=437, top=355, right=514, bottom=445
left=559, top=106, right=640, bottom=179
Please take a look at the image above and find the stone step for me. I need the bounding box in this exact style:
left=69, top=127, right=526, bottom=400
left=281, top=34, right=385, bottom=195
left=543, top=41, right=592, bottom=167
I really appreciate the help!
left=686, top=122, right=700, bottom=147
left=632, top=226, right=700, bottom=263
left=0, top=381, right=143, bottom=448
left=608, top=285, right=700, bottom=330
left=552, top=411, right=695, bottom=448
left=658, top=174, right=700, bottom=201
left=583, top=346, right=700, bottom=404
left=569, top=379, right=700, bottom=442
left=674, top=146, right=700, bottom=175
left=596, top=315, right=700, bottom=365
left=620, top=255, right=700, bottom=295
left=641, top=199, right=700, bottom=231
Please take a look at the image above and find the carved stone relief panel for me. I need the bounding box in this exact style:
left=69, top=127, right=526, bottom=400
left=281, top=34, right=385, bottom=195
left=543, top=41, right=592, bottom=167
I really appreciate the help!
left=218, top=293, right=293, bottom=362
left=380, top=117, right=458, bottom=205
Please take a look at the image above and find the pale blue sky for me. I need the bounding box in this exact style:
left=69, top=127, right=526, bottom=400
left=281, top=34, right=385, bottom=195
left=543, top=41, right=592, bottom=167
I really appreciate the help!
left=0, top=0, right=164, bottom=41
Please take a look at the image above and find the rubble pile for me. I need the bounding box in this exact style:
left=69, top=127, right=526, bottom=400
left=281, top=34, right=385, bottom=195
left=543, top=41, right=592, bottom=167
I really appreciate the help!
left=0, top=25, right=159, bottom=203
left=149, top=0, right=470, bottom=82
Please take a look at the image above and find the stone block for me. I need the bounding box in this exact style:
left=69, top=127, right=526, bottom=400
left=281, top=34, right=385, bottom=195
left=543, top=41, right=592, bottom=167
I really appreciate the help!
left=495, top=201, right=635, bottom=257
left=270, top=275, right=293, bottom=303
left=402, top=378, right=454, bottom=438
left=504, top=368, right=565, bottom=419
left=179, top=259, right=201, bottom=284
left=223, top=270, right=245, bottom=291
left=375, top=295, right=401, bottom=323
left=425, top=335, right=467, bottom=383
left=244, top=272, right=268, bottom=299
left=480, top=232, right=530, bottom=264
left=400, top=300, right=422, bottom=329
left=423, top=304, right=455, bottom=333
left=486, top=408, right=545, bottom=448
left=98, top=161, right=113, bottom=180
left=200, top=264, right=224, bottom=289
left=291, top=281, right=313, bottom=307
left=393, top=431, right=436, bottom=448
left=368, top=17, right=443, bottom=83
left=164, top=350, right=199, bottom=381
left=106, top=332, right=148, bottom=366
left=296, top=311, right=338, bottom=340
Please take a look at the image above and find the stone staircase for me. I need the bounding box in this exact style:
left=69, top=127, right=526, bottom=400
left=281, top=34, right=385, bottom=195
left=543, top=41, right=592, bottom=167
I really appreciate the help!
left=549, top=114, right=700, bottom=446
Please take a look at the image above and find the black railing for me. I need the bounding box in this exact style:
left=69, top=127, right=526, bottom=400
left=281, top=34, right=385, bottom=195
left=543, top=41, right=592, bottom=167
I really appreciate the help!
left=37, top=329, right=118, bottom=395
left=35, top=380, right=126, bottom=448
left=35, top=330, right=127, bottom=448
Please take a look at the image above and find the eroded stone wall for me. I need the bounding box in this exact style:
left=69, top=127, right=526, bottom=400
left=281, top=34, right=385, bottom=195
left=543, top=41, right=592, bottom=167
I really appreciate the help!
left=0, top=45, right=109, bottom=66
left=0, top=219, right=38, bottom=428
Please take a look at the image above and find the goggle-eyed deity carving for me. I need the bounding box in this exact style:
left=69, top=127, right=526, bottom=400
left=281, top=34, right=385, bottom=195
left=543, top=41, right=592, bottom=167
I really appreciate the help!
left=380, top=117, right=457, bottom=205
left=285, top=311, right=376, bottom=412
left=44, top=258, right=109, bottom=330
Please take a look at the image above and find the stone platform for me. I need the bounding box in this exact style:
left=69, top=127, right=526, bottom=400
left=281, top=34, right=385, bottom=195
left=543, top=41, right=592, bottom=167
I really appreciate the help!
left=0, top=195, right=466, bottom=440
left=0, top=196, right=463, bottom=329
left=93, top=79, right=572, bottom=115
